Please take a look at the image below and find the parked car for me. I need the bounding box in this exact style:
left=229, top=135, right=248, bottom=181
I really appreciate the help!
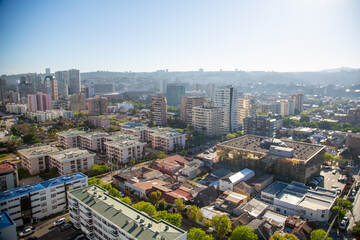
left=339, top=217, right=349, bottom=231
left=59, top=223, right=71, bottom=231
left=53, top=218, right=66, bottom=227
left=18, top=227, right=35, bottom=237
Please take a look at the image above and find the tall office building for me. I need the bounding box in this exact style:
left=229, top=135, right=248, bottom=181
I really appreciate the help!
left=291, top=93, right=304, bottom=113
left=19, top=76, right=35, bottom=98
left=166, top=84, right=185, bottom=106
left=68, top=69, right=81, bottom=94
left=55, top=71, right=69, bottom=99
left=88, top=96, right=108, bottom=115
left=214, top=85, right=238, bottom=134
left=44, top=76, right=58, bottom=101
left=180, top=96, right=206, bottom=125
left=85, top=82, right=95, bottom=98
left=69, top=93, right=86, bottom=111
left=237, top=95, right=256, bottom=125
left=193, top=103, right=222, bottom=136
left=45, top=68, right=50, bottom=75
left=0, top=78, right=6, bottom=106
left=150, top=94, right=167, bottom=126
left=27, top=92, right=52, bottom=112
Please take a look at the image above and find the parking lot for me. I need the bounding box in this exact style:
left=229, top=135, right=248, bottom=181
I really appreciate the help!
left=319, top=166, right=346, bottom=191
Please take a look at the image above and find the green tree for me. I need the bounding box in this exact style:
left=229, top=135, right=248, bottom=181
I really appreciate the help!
left=187, top=228, right=214, bottom=240
left=226, top=133, right=236, bottom=140
left=155, top=152, right=169, bottom=159
left=22, top=132, right=40, bottom=144
left=351, top=221, right=360, bottom=238
left=120, top=197, right=132, bottom=205
left=270, top=233, right=299, bottom=240
left=177, top=129, right=184, bottom=134
left=149, top=190, right=162, bottom=205
left=211, top=215, right=231, bottom=239
left=174, top=198, right=186, bottom=213
left=230, top=225, right=258, bottom=240
left=128, top=157, right=136, bottom=166
left=132, top=201, right=157, bottom=216
left=6, top=141, right=19, bottom=153
left=154, top=211, right=182, bottom=227
left=203, top=218, right=212, bottom=230
left=157, top=198, right=166, bottom=211
left=331, top=197, right=353, bottom=226
left=88, top=177, right=103, bottom=185
left=148, top=121, right=156, bottom=127
left=300, top=115, right=310, bottom=123
left=179, top=150, right=188, bottom=157
left=310, top=229, right=332, bottom=240
left=10, top=126, right=20, bottom=136
left=187, top=205, right=203, bottom=223
left=108, top=187, right=122, bottom=198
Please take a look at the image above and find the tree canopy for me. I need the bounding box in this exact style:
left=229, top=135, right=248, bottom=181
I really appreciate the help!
left=230, top=225, right=258, bottom=240
left=174, top=198, right=186, bottom=213
left=310, top=229, right=332, bottom=240
left=132, top=201, right=157, bottom=216
left=187, top=205, right=203, bottom=223
left=270, top=233, right=299, bottom=240
left=211, top=215, right=232, bottom=239
left=187, top=228, right=214, bottom=240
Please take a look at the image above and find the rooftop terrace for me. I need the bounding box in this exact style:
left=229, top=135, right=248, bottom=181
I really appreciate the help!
left=49, top=148, right=95, bottom=162
left=18, top=145, right=59, bottom=158
left=218, top=135, right=324, bottom=161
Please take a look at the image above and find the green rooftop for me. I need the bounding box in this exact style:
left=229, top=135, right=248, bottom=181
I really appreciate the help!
left=68, top=185, right=186, bottom=240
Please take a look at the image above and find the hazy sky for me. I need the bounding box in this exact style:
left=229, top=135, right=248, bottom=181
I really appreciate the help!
left=0, top=0, right=359, bottom=74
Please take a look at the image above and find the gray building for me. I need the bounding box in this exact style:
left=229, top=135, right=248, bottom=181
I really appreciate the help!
left=55, top=71, right=69, bottom=99
left=68, top=69, right=81, bottom=94
left=166, top=84, right=185, bottom=106
left=243, top=116, right=276, bottom=137
left=0, top=163, right=18, bottom=192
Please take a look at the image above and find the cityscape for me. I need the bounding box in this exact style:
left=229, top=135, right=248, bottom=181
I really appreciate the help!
left=0, top=1, right=360, bottom=240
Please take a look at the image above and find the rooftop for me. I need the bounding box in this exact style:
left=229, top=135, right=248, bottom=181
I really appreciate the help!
left=0, top=211, right=15, bottom=230
left=0, top=173, right=87, bottom=202
left=104, top=139, right=146, bottom=148
left=18, top=145, right=59, bottom=158
left=57, top=130, right=86, bottom=137
left=0, top=162, right=16, bottom=173
left=218, top=135, right=324, bottom=161
left=49, top=148, right=95, bottom=162
left=69, top=185, right=186, bottom=240
left=262, top=181, right=288, bottom=196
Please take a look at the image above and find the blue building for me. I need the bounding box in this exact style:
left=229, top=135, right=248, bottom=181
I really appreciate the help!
left=0, top=173, right=88, bottom=226
left=0, top=211, right=17, bottom=240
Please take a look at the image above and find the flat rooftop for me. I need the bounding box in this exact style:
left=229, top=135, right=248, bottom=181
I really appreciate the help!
left=262, top=181, right=288, bottom=196
left=104, top=139, right=146, bottom=148
left=49, top=148, right=95, bottom=162
left=218, top=135, right=324, bottom=161
left=0, top=173, right=87, bottom=202
left=0, top=211, right=15, bottom=229
left=80, top=131, right=110, bottom=139
left=57, top=130, right=86, bottom=137
left=105, top=133, right=139, bottom=142
left=69, top=185, right=186, bottom=240
left=18, top=145, right=59, bottom=158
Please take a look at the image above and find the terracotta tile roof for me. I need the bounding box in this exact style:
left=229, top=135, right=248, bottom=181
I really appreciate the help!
left=0, top=162, right=16, bottom=173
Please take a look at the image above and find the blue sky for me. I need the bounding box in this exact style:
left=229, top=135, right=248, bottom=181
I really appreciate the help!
left=0, top=0, right=359, bottom=74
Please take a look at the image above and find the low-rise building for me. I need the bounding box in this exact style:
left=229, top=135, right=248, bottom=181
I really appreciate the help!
left=151, top=155, right=189, bottom=176
left=0, top=173, right=88, bottom=226
left=48, top=148, right=95, bottom=175
left=261, top=181, right=337, bottom=222
left=104, top=139, right=146, bottom=164
left=0, top=162, right=18, bottom=191
left=89, top=116, right=111, bottom=129
left=27, top=110, right=74, bottom=122
left=19, top=145, right=60, bottom=175
left=68, top=184, right=187, bottom=240
left=180, top=159, right=204, bottom=179
left=5, top=103, right=27, bottom=114
left=219, top=168, right=255, bottom=192
left=0, top=211, right=17, bottom=240
left=78, top=132, right=110, bottom=152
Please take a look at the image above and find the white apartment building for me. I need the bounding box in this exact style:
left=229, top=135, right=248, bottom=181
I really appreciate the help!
left=0, top=173, right=88, bottom=226
left=57, top=130, right=86, bottom=148
left=27, top=110, right=74, bottom=122
left=57, top=131, right=110, bottom=152
left=104, top=139, right=146, bottom=164
left=214, top=85, right=238, bottom=134
left=48, top=148, right=95, bottom=175
left=192, top=105, right=222, bottom=136
left=261, top=181, right=337, bottom=222
left=6, top=103, right=27, bottom=114
left=149, top=130, right=186, bottom=152
left=68, top=185, right=187, bottom=240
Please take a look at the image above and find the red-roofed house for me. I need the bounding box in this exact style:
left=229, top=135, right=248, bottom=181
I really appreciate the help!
left=0, top=162, right=18, bottom=191
left=127, top=179, right=168, bottom=198
left=151, top=155, right=189, bottom=176
left=163, top=188, right=193, bottom=203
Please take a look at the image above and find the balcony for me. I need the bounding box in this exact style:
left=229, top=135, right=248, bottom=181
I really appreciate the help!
left=110, top=231, right=118, bottom=237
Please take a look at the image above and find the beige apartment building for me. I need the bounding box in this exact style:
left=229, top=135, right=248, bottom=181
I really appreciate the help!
left=88, top=116, right=110, bottom=129
left=88, top=96, right=108, bottom=115
left=19, top=146, right=59, bottom=175
left=150, top=94, right=167, bottom=126
left=237, top=95, right=256, bottom=125
left=48, top=148, right=95, bottom=175
left=104, top=140, right=146, bottom=164
left=192, top=105, right=222, bottom=136
left=180, top=96, right=206, bottom=125
left=69, top=93, right=86, bottom=111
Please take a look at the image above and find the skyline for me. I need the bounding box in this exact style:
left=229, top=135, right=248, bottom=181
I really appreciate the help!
left=0, top=0, right=360, bottom=75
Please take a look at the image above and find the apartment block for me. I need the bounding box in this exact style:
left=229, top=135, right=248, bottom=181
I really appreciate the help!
left=89, top=116, right=111, bottom=129
left=192, top=105, right=222, bottom=136
left=150, top=94, right=167, bottom=126
left=180, top=96, right=206, bottom=125
left=0, top=163, right=18, bottom=192
left=19, top=146, right=60, bottom=175
left=68, top=69, right=81, bottom=94
left=243, top=116, right=276, bottom=137
left=214, top=85, right=238, bottom=134
left=27, top=92, right=52, bottom=112
left=69, top=93, right=86, bottom=111
left=27, top=109, right=74, bottom=122
left=68, top=185, right=187, bottom=240
left=6, top=103, right=27, bottom=114
left=48, top=148, right=95, bottom=175
left=237, top=95, right=256, bottom=125
left=57, top=130, right=87, bottom=148
left=104, top=139, right=146, bottom=164
left=88, top=96, right=108, bottom=115
left=291, top=93, right=304, bottom=113
left=0, top=173, right=88, bottom=226
left=55, top=71, right=69, bottom=99
left=166, top=84, right=185, bottom=106
left=44, top=76, right=58, bottom=101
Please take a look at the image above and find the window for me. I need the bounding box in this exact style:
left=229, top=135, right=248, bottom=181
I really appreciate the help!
left=0, top=202, right=6, bottom=206
left=40, top=190, right=46, bottom=195
left=41, top=203, right=47, bottom=207
left=40, top=197, right=46, bottom=201
left=51, top=199, right=57, bottom=203
left=42, top=208, right=47, bottom=213
left=321, top=214, right=325, bottom=218
left=51, top=193, right=56, bottom=198
left=276, top=208, right=280, bottom=212
left=52, top=205, right=57, bottom=210
left=50, top=187, right=56, bottom=192
left=284, top=210, right=287, bottom=214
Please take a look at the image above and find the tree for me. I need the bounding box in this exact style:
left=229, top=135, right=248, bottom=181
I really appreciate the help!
left=270, top=233, right=299, bottom=240
left=174, top=198, right=185, bottom=213
left=203, top=218, right=212, bottom=230
left=211, top=215, right=231, bottom=239
left=351, top=221, right=360, bottom=238
left=187, top=228, right=214, bottom=240
left=230, top=225, right=258, bottom=240
left=177, top=129, right=184, bottom=134
left=22, top=132, right=40, bottom=144
left=187, top=205, right=203, bottom=223
left=148, top=121, right=156, bottom=127
left=226, top=133, right=236, bottom=140
left=310, top=229, right=332, bottom=240
left=179, top=150, right=188, bottom=157
left=10, top=126, right=20, bottom=136
left=154, top=211, right=182, bottom=227
left=6, top=141, right=19, bottom=153
left=128, top=157, right=136, bottom=166
left=88, top=177, right=103, bottom=185
left=300, top=115, right=310, bottom=123
left=149, top=191, right=162, bottom=205
left=157, top=198, right=166, bottom=211
left=132, top=201, right=157, bottom=216
left=108, top=187, right=122, bottom=198
left=120, top=197, right=132, bottom=205
left=331, top=197, right=353, bottom=226
left=155, top=152, right=168, bottom=159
